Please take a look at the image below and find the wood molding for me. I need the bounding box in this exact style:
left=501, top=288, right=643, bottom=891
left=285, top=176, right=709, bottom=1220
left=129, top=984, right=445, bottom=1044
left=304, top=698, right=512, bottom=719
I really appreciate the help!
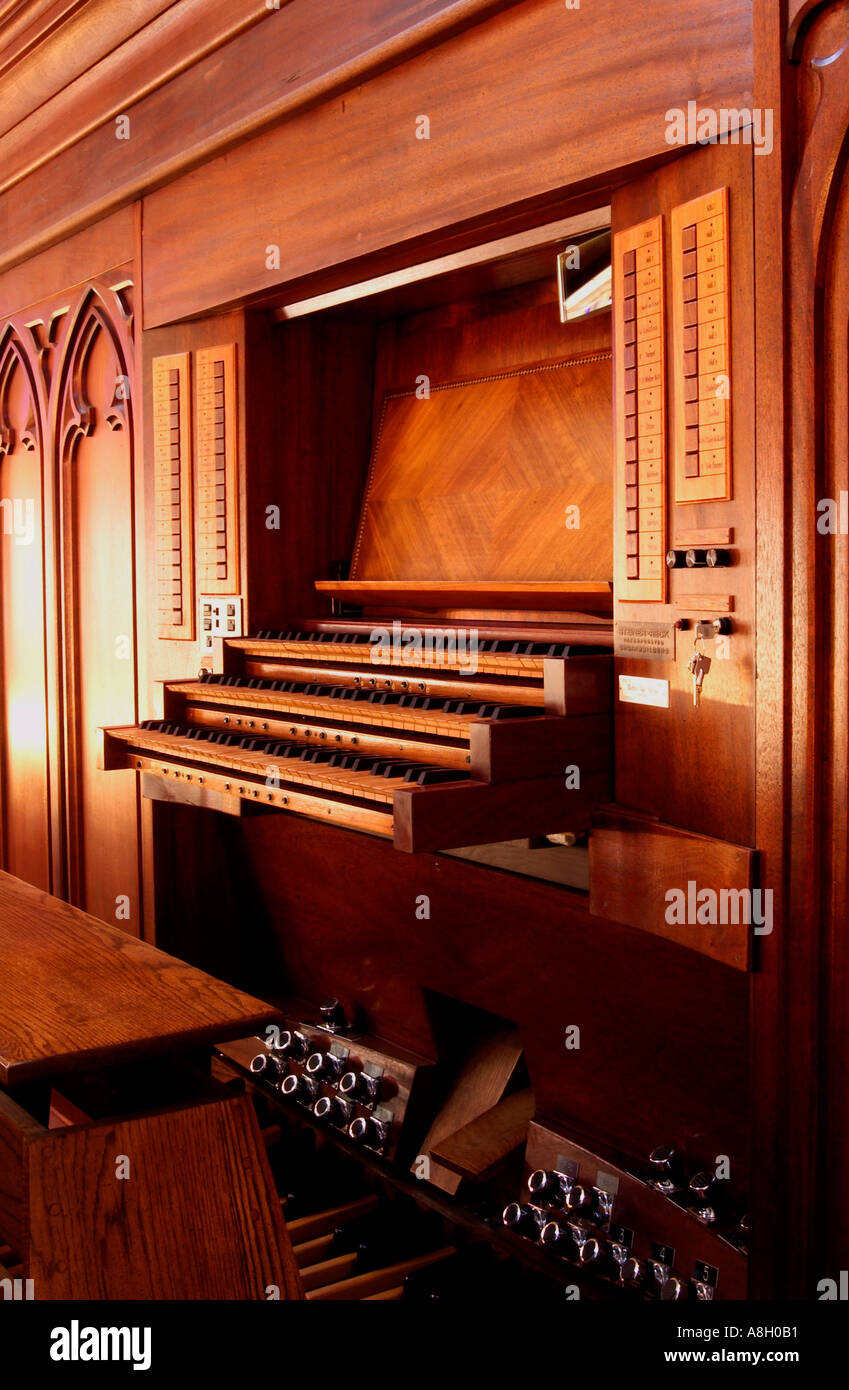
left=778, top=0, right=849, bottom=1295
left=0, top=1, right=271, bottom=197
left=0, top=0, right=526, bottom=278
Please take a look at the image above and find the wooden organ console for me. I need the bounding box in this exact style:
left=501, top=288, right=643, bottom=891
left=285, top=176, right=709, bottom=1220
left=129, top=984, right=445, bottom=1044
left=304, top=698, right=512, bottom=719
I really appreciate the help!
left=1, top=0, right=848, bottom=1316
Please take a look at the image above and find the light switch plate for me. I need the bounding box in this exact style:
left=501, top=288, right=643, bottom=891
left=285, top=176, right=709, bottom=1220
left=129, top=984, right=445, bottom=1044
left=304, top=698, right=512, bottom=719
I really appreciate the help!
left=199, top=595, right=243, bottom=654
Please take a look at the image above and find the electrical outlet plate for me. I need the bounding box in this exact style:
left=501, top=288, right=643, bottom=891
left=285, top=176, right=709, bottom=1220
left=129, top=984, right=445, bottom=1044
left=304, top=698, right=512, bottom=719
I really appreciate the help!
left=200, top=595, right=243, bottom=654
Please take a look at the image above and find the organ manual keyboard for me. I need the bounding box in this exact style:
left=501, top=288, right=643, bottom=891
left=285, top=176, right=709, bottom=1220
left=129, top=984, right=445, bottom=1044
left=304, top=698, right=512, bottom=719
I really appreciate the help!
left=100, top=623, right=613, bottom=851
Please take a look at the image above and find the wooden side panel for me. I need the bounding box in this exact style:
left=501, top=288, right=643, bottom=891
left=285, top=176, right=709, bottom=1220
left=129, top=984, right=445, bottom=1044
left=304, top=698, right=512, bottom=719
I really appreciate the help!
left=57, top=286, right=142, bottom=928
left=0, top=334, right=50, bottom=890
left=0, top=1089, right=44, bottom=1257
left=589, top=808, right=756, bottom=970
left=27, top=1096, right=303, bottom=1299
left=611, top=141, right=755, bottom=846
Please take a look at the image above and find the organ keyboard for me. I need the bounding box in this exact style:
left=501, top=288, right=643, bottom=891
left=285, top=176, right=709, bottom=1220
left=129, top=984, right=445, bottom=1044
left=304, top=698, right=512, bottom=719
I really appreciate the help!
left=100, top=621, right=612, bottom=852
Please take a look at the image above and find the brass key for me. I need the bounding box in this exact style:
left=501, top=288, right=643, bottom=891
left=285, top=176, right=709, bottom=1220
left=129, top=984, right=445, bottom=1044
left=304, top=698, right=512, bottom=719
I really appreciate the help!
left=687, top=644, right=711, bottom=708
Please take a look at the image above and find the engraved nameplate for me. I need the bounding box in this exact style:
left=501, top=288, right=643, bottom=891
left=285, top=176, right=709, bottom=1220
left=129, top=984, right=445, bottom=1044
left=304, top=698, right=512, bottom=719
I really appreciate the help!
left=614, top=620, right=675, bottom=661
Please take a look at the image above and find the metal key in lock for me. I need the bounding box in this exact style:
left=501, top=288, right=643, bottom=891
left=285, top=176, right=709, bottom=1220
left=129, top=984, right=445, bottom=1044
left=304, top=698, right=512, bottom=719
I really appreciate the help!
left=687, top=643, right=711, bottom=708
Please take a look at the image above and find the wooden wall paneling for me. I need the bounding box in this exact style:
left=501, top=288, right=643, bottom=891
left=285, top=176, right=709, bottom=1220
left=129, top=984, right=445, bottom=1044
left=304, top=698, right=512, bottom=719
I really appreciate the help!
left=0, top=323, right=51, bottom=890
left=780, top=0, right=849, bottom=1298
left=244, top=311, right=377, bottom=632
left=0, top=0, right=267, bottom=189
left=0, top=205, right=135, bottom=321
left=140, top=0, right=753, bottom=326
left=822, top=139, right=849, bottom=1296
left=0, top=1, right=176, bottom=147
left=53, top=279, right=142, bottom=929
left=155, top=807, right=751, bottom=1185
left=0, top=0, right=529, bottom=278
left=610, top=141, right=756, bottom=847
left=747, top=0, right=789, bottom=1301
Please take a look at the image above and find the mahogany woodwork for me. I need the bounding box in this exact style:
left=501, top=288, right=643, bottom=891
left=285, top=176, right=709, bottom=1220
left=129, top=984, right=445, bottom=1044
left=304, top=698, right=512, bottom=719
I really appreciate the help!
left=26, top=1094, right=303, bottom=1299
left=0, top=869, right=281, bottom=1086
left=0, top=0, right=528, bottom=276
left=1, top=0, right=845, bottom=1307
left=154, top=809, right=751, bottom=1188
left=349, top=353, right=612, bottom=586
left=589, top=808, right=756, bottom=970
left=317, top=580, right=613, bottom=612
left=139, top=0, right=753, bottom=326
left=429, top=1087, right=534, bottom=1181
left=55, top=281, right=142, bottom=925
left=611, top=141, right=756, bottom=848
left=779, top=0, right=849, bottom=1297
left=0, top=325, right=50, bottom=890
left=414, top=1027, right=523, bottom=1193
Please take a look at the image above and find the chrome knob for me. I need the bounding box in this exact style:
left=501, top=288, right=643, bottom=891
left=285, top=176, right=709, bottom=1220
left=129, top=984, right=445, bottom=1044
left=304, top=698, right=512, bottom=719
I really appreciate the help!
left=503, top=1203, right=545, bottom=1240
left=249, top=1051, right=284, bottom=1083
left=689, top=1171, right=719, bottom=1224
left=313, top=1094, right=353, bottom=1128
left=347, top=1114, right=389, bottom=1151
left=272, top=1029, right=308, bottom=1060
left=319, top=998, right=347, bottom=1033
left=660, top=1276, right=686, bottom=1300
left=527, top=1168, right=570, bottom=1206
left=280, top=1072, right=318, bottom=1104
left=305, top=1050, right=343, bottom=1081
left=621, top=1255, right=645, bottom=1287
left=569, top=1225, right=600, bottom=1263
left=539, top=1218, right=574, bottom=1253
left=339, top=1069, right=379, bottom=1105
left=649, top=1144, right=684, bottom=1194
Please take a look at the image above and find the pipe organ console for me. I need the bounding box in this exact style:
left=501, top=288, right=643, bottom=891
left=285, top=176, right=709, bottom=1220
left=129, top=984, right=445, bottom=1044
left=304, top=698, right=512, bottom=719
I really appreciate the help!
left=0, top=0, right=846, bottom=1319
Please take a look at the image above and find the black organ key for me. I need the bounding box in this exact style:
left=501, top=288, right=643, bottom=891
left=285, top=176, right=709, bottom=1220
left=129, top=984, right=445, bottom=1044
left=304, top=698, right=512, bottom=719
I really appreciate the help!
left=396, top=695, right=441, bottom=709
left=369, top=760, right=423, bottom=779
left=367, top=691, right=401, bottom=705
left=488, top=705, right=539, bottom=720
left=405, top=766, right=469, bottom=785
left=300, top=747, right=335, bottom=763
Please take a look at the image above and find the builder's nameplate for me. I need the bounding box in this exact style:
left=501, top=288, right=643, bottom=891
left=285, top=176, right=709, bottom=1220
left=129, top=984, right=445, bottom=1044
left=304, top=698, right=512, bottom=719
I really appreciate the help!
left=614, top=621, right=676, bottom=661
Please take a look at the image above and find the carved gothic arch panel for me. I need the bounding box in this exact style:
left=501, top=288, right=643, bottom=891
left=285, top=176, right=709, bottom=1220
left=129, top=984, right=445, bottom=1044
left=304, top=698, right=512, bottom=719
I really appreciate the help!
left=0, top=323, right=43, bottom=459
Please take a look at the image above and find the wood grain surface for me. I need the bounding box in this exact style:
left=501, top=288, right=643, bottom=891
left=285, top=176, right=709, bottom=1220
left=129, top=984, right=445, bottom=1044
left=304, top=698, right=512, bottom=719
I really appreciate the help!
left=26, top=1094, right=303, bottom=1299
left=0, top=870, right=280, bottom=1085
left=350, top=354, right=613, bottom=584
